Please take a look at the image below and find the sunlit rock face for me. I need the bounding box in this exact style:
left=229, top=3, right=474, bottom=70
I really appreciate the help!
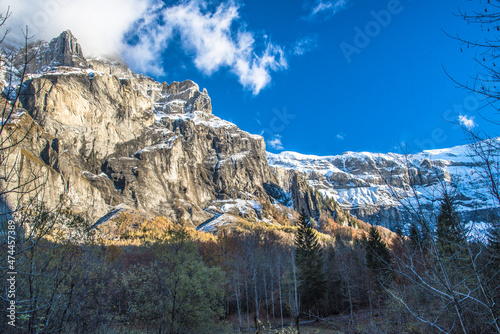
left=14, top=31, right=275, bottom=226
left=268, top=145, right=499, bottom=230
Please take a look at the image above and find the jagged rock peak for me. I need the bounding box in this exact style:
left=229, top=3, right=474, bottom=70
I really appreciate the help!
left=13, top=29, right=88, bottom=75
left=155, top=79, right=212, bottom=114
left=44, top=29, right=87, bottom=68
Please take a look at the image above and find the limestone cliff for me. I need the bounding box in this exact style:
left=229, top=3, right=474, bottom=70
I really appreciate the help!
left=11, top=31, right=276, bottom=226
left=268, top=147, right=499, bottom=230
left=0, top=105, right=107, bottom=219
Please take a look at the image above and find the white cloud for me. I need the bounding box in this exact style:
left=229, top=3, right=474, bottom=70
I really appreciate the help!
left=306, top=0, right=350, bottom=20
left=1, top=0, right=288, bottom=94
left=293, top=36, right=318, bottom=56
left=268, top=135, right=284, bottom=150
left=458, top=115, right=476, bottom=129
left=125, top=0, right=288, bottom=94
left=336, top=132, right=345, bottom=140
left=1, top=0, right=149, bottom=58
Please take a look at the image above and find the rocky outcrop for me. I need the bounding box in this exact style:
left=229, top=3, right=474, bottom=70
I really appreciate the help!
left=288, top=172, right=319, bottom=219
left=21, top=70, right=156, bottom=172
left=88, top=111, right=274, bottom=226
left=41, top=30, right=87, bottom=69
left=13, top=30, right=87, bottom=75
left=10, top=31, right=275, bottom=226
left=0, top=107, right=107, bottom=220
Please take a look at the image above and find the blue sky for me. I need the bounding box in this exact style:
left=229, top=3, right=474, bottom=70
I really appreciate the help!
left=6, top=0, right=496, bottom=155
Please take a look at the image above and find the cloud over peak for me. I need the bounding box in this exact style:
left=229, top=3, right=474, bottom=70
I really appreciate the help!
left=2, top=0, right=148, bottom=58
left=268, top=135, right=284, bottom=150
left=3, top=0, right=288, bottom=94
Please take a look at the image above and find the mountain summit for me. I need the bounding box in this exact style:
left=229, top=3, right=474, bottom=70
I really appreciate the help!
left=43, top=29, right=87, bottom=69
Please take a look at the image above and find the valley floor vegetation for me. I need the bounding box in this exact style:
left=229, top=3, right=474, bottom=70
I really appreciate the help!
left=0, top=196, right=499, bottom=333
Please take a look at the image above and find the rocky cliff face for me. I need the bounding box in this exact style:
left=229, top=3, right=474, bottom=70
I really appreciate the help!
left=13, top=30, right=87, bottom=76
left=268, top=146, right=499, bottom=230
left=21, top=67, right=156, bottom=172
left=0, top=106, right=108, bottom=219
left=8, top=31, right=276, bottom=226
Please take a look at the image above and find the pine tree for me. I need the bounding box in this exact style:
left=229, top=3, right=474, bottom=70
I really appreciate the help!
left=436, top=193, right=465, bottom=261
left=409, top=223, right=422, bottom=248
left=295, top=209, right=326, bottom=312
left=366, top=226, right=391, bottom=279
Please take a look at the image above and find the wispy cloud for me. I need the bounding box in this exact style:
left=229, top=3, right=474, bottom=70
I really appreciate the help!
left=336, top=132, right=345, bottom=140
left=458, top=115, right=476, bottom=130
left=305, top=0, right=351, bottom=20
left=268, top=135, right=284, bottom=150
left=293, top=35, right=318, bottom=56
left=123, top=0, right=288, bottom=94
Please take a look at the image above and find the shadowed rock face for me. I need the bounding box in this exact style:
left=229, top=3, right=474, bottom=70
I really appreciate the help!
left=0, top=109, right=108, bottom=219
left=14, top=31, right=276, bottom=225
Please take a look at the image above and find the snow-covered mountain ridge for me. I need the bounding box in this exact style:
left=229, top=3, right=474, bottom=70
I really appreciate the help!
left=268, top=140, right=499, bottom=229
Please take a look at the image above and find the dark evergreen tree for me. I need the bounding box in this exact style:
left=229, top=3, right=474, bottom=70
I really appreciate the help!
left=408, top=223, right=422, bottom=248
left=365, top=226, right=391, bottom=279
left=395, top=225, right=403, bottom=238
left=436, top=193, right=465, bottom=261
left=295, top=209, right=326, bottom=312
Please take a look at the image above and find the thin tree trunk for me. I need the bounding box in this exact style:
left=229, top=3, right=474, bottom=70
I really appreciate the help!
left=253, top=266, right=260, bottom=324
left=271, top=268, right=276, bottom=324
left=263, top=269, right=269, bottom=323
left=292, top=252, right=300, bottom=334
left=28, top=244, right=35, bottom=334
left=278, top=263, right=284, bottom=330
left=347, top=280, right=353, bottom=325
left=168, top=280, right=178, bottom=334
left=234, top=273, right=242, bottom=331
left=368, top=284, right=373, bottom=318
left=245, top=275, right=250, bottom=329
